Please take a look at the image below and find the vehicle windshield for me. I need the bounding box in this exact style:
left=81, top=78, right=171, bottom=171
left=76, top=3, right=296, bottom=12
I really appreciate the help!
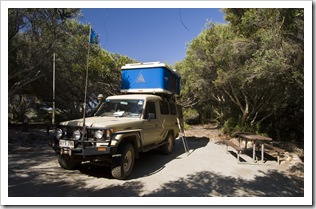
left=95, top=99, right=144, bottom=117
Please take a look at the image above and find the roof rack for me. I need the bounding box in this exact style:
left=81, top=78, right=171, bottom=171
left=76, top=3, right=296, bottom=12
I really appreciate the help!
left=122, top=62, right=166, bottom=69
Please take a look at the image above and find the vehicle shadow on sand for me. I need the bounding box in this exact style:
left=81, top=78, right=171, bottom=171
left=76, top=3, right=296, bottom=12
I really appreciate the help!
left=131, top=136, right=209, bottom=178
left=78, top=136, right=209, bottom=179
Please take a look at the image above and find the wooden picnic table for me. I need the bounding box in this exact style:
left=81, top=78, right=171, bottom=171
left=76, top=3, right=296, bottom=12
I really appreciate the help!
left=233, top=132, right=272, bottom=163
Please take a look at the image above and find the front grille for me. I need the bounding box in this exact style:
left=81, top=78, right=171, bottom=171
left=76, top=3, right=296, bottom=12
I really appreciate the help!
left=58, top=126, right=112, bottom=141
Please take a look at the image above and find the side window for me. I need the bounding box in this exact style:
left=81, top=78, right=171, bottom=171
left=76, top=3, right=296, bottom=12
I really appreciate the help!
left=160, top=101, right=170, bottom=115
left=169, top=102, right=177, bottom=115
left=144, top=101, right=156, bottom=119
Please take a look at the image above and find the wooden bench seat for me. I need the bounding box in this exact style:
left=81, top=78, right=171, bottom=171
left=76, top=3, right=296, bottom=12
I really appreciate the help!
left=263, top=143, right=285, bottom=164
left=224, top=139, right=243, bottom=163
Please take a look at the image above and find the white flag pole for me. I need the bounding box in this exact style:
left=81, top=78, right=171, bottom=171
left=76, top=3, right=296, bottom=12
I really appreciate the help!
left=82, top=26, right=91, bottom=138
left=52, top=53, right=56, bottom=125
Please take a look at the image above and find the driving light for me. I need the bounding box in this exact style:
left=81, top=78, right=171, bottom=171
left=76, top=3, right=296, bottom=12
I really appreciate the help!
left=73, top=130, right=81, bottom=140
left=95, top=130, right=103, bottom=139
left=55, top=128, right=62, bottom=139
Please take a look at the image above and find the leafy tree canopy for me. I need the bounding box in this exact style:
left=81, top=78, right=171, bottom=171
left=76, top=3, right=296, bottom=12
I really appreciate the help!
left=176, top=8, right=303, bottom=143
left=8, top=8, right=136, bottom=123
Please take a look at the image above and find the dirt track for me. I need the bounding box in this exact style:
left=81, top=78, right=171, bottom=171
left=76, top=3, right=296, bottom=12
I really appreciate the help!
left=7, top=125, right=304, bottom=202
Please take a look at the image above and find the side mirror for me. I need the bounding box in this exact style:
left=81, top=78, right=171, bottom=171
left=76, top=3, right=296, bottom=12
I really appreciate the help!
left=148, top=113, right=156, bottom=120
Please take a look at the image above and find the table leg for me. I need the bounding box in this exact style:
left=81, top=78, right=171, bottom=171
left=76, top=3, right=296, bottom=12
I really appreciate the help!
left=261, top=143, right=264, bottom=163
left=253, top=141, right=256, bottom=162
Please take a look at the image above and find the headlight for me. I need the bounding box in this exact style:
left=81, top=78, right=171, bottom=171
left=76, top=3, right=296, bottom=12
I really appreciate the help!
left=55, top=128, right=63, bottom=139
left=73, top=130, right=81, bottom=140
left=94, top=130, right=104, bottom=139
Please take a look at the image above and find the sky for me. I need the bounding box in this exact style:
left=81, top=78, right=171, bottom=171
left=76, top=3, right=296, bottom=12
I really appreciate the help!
left=79, top=8, right=226, bottom=65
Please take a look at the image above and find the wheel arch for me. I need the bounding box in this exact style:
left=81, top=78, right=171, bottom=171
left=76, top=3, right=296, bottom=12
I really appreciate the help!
left=166, top=129, right=174, bottom=139
left=117, top=132, right=142, bottom=159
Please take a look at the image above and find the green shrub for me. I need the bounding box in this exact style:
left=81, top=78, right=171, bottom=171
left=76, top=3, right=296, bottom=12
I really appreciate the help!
left=183, top=108, right=200, bottom=124
left=221, top=117, right=265, bottom=137
left=183, top=122, right=190, bottom=130
left=221, top=118, right=238, bottom=134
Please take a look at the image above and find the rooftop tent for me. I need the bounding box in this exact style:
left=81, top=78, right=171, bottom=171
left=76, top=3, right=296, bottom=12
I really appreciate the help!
left=121, top=62, right=181, bottom=96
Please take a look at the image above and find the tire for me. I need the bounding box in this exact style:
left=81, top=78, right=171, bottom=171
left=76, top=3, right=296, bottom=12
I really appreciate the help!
left=111, top=143, right=135, bottom=180
left=160, top=131, right=175, bottom=155
left=58, top=154, right=81, bottom=170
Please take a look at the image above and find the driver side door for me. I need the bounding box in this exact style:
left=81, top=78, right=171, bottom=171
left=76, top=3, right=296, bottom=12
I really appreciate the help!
left=142, top=100, right=162, bottom=146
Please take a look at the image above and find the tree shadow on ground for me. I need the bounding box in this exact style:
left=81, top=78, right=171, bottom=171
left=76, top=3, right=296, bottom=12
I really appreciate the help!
left=9, top=168, right=303, bottom=197
left=144, top=170, right=303, bottom=197
left=9, top=171, right=143, bottom=197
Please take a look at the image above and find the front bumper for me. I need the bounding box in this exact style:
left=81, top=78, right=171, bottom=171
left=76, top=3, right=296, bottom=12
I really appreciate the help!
left=48, top=126, right=119, bottom=157
left=48, top=137, right=116, bottom=157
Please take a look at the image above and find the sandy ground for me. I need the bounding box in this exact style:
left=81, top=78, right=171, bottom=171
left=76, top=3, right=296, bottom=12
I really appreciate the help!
left=7, top=125, right=304, bottom=203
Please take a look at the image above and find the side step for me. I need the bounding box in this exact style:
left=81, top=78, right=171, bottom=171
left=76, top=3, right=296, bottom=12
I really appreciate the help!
left=141, top=141, right=167, bottom=152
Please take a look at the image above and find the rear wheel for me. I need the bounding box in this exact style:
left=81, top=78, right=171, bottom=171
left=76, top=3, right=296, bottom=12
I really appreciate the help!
left=160, top=131, right=175, bottom=154
left=111, top=143, right=135, bottom=180
left=58, top=155, right=81, bottom=170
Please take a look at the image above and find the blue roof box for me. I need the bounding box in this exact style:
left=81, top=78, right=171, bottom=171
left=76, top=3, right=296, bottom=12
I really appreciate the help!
left=121, top=62, right=181, bottom=96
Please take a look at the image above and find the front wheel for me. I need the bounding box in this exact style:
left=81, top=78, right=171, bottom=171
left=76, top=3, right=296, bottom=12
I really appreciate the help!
left=160, top=132, right=175, bottom=154
left=111, top=143, right=135, bottom=180
left=58, top=155, right=81, bottom=170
